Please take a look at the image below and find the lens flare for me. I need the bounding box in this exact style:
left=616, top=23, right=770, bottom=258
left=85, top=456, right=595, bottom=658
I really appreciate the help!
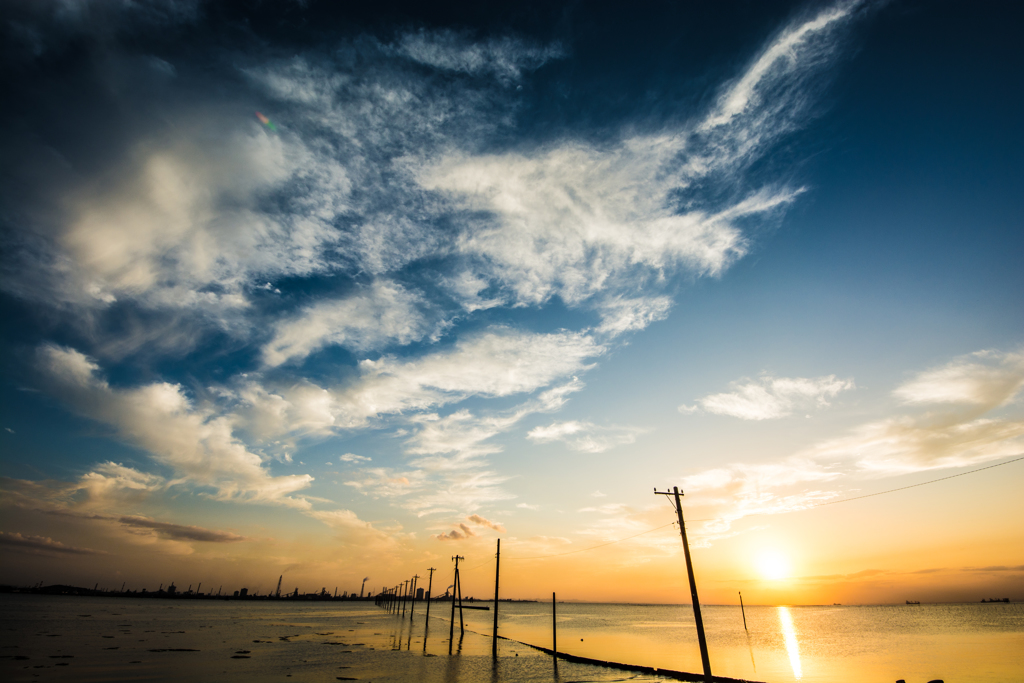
left=255, top=111, right=277, bottom=131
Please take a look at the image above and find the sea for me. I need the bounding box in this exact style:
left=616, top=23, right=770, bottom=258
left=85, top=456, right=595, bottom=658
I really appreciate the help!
left=2, top=594, right=1022, bottom=682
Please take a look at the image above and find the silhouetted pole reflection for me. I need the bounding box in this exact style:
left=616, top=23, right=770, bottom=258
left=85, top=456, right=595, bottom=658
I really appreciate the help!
left=655, top=486, right=712, bottom=683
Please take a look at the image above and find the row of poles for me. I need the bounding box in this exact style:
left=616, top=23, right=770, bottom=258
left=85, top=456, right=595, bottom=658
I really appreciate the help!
left=374, top=487, right=714, bottom=683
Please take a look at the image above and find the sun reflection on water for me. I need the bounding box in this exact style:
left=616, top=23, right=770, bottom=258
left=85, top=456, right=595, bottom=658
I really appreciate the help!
left=778, top=606, right=802, bottom=680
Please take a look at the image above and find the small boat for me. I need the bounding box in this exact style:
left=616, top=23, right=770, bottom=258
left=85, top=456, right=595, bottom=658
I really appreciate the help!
left=906, top=600, right=920, bottom=605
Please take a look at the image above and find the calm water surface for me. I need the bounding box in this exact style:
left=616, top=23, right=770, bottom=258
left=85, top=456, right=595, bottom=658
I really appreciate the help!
left=2, top=595, right=1022, bottom=682
left=466, top=601, right=1024, bottom=682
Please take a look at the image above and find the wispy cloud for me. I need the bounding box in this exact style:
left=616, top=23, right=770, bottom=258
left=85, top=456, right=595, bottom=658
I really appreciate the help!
left=893, top=349, right=1024, bottom=408
left=681, top=374, right=855, bottom=420
left=527, top=420, right=642, bottom=453
left=392, top=29, right=563, bottom=82
left=262, top=281, right=436, bottom=367
left=0, top=531, right=104, bottom=555
left=117, top=516, right=246, bottom=543
left=432, top=523, right=476, bottom=541
left=467, top=514, right=506, bottom=533
left=673, top=347, right=1024, bottom=542
left=3, top=2, right=870, bottom=531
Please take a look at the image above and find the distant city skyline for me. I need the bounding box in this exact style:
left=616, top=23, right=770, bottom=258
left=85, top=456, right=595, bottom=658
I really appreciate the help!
left=1, top=0, right=1022, bottom=605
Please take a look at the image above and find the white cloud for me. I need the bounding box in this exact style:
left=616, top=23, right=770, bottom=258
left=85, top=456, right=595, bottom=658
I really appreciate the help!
left=49, top=131, right=348, bottom=318
left=527, top=420, right=642, bottom=453
left=685, top=373, right=854, bottom=420
left=262, top=281, right=436, bottom=367
left=893, top=350, right=1024, bottom=408
left=6, top=4, right=871, bottom=538
left=808, top=414, right=1024, bottom=476
left=340, top=453, right=371, bottom=463
left=333, top=328, right=603, bottom=428
left=670, top=347, right=1024, bottom=544
left=37, top=345, right=314, bottom=509
left=596, top=296, right=674, bottom=336
left=405, top=410, right=517, bottom=469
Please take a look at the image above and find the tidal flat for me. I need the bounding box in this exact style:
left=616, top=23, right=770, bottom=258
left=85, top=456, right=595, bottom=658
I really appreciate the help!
left=3, top=595, right=1024, bottom=682
left=0, top=595, right=669, bottom=683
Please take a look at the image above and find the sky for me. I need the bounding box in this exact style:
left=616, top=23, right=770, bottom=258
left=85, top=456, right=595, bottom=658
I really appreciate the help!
left=1, top=0, right=1022, bottom=605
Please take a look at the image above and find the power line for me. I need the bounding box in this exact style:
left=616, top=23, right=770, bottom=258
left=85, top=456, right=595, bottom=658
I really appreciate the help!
left=501, top=454, right=1024, bottom=561
left=807, top=454, right=1024, bottom=508
left=504, top=522, right=675, bottom=560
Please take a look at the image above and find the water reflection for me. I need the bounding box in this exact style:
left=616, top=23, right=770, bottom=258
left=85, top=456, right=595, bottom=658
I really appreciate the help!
left=778, top=606, right=802, bottom=680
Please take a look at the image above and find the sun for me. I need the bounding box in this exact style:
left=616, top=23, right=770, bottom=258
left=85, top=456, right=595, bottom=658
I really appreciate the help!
left=756, top=550, right=791, bottom=580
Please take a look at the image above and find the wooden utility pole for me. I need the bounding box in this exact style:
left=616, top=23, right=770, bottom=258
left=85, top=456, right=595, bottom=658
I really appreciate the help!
left=552, top=592, right=557, bottom=660
left=655, top=486, right=712, bottom=683
left=425, top=567, right=436, bottom=623
left=410, top=575, right=420, bottom=618
left=402, top=579, right=409, bottom=616
left=449, top=555, right=464, bottom=654
left=739, top=591, right=747, bottom=630
left=492, top=539, right=500, bottom=657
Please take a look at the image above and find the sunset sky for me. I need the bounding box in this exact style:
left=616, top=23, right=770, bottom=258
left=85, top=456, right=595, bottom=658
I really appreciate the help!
left=1, top=0, right=1022, bottom=605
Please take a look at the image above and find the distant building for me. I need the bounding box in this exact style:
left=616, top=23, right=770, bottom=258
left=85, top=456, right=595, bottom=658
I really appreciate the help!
left=416, top=588, right=424, bottom=600
left=239, top=587, right=248, bottom=597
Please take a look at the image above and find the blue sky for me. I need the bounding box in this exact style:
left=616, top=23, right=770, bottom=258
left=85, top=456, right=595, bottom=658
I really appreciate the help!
left=1, top=0, right=1022, bottom=602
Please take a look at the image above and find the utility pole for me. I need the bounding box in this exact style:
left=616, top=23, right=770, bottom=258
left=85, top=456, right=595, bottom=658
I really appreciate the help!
left=739, top=591, right=747, bottom=630
left=449, top=555, right=464, bottom=654
left=552, top=592, right=557, bottom=660
left=402, top=580, right=409, bottom=616
left=492, top=539, right=500, bottom=657
left=655, top=486, right=712, bottom=683
left=425, top=567, right=436, bottom=623
left=410, top=575, right=420, bottom=618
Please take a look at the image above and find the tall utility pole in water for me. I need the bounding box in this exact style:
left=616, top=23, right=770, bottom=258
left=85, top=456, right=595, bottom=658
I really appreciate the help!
left=425, top=567, right=436, bottom=623
left=449, top=555, right=464, bottom=654
left=492, top=539, right=500, bottom=657
left=655, top=486, right=712, bottom=683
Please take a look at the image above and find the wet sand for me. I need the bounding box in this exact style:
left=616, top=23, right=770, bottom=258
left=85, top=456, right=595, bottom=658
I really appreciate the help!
left=0, top=595, right=671, bottom=682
